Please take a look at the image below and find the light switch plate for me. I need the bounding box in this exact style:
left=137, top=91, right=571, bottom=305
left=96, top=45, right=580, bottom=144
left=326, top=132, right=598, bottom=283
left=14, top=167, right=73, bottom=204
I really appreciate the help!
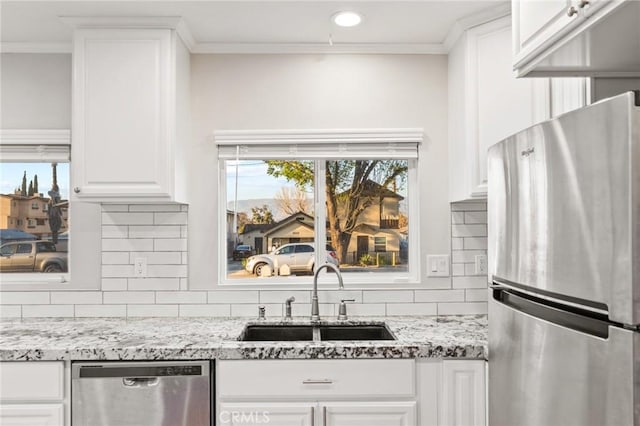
left=426, top=254, right=450, bottom=277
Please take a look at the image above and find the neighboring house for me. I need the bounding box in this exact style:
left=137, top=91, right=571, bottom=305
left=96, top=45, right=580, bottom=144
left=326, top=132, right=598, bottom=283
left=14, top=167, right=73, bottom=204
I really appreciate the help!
left=238, top=179, right=406, bottom=265
left=335, top=180, right=405, bottom=264
left=0, top=193, right=69, bottom=242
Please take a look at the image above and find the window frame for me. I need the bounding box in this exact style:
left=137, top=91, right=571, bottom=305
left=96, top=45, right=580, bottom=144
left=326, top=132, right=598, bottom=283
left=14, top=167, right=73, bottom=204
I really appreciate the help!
left=0, top=129, right=101, bottom=290
left=215, top=129, right=423, bottom=287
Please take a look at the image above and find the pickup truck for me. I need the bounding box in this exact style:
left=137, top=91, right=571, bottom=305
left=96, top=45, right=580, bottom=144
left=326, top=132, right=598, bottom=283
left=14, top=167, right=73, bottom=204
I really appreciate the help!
left=0, top=240, right=68, bottom=273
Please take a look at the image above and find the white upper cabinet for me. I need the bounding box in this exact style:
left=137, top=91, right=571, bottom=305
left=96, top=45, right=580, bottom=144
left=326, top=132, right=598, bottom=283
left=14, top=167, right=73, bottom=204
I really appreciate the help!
left=512, top=0, right=640, bottom=76
left=449, top=15, right=546, bottom=202
left=70, top=21, right=190, bottom=202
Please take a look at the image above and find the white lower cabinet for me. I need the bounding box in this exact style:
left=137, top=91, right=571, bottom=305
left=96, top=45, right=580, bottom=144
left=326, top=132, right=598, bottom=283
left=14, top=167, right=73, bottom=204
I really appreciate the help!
left=0, top=404, right=64, bottom=426
left=216, top=359, right=485, bottom=426
left=0, top=362, right=66, bottom=426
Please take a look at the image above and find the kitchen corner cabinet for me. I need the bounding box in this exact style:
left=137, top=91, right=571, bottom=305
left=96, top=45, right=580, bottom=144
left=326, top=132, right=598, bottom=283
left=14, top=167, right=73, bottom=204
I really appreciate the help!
left=216, top=359, right=485, bottom=426
left=71, top=27, right=190, bottom=203
left=0, top=362, right=67, bottom=426
left=448, top=15, right=546, bottom=202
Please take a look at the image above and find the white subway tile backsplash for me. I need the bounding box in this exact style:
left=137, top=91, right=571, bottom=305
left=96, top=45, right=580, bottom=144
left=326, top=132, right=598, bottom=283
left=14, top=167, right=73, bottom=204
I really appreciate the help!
left=422, top=277, right=453, bottom=290
left=154, top=239, right=187, bottom=251
left=464, top=264, right=479, bottom=276
left=103, top=291, right=155, bottom=304
left=452, top=264, right=465, bottom=276
left=180, top=278, right=189, bottom=290
left=464, top=211, right=487, bottom=224
left=129, top=225, right=182, bottom=239
left=156, top=291, right=207, bottom=304
left=317, top=290, right=363, bottom=304
left=101, top=279, right=128, bottom=291
left=451, top=238, right=464, bottom=250
left=181, top=252, right=188, bottom=264
left=181, top=226, right=188, bottom=238
left=128, top=278, right=180, bottom=291
left=415, top=289, right=465, bottom=303
left=127, top=305, right=179, bottom=317
left=102, top=265, right=135, bottom=278
left=208, top=291, right=259, bottom=304
left=22, top=305, right=74, bottom=318
left=101, top=225, right=129, bottom=239
left=102, top=239, right=154, bottom=252
left=386, top=303, right=437, bottom=316
left=452, top=276, right=488, bottom=289
left=464, top=237, right=488, bottom=250
left=146, top=265, right=187, bottom=278
left=437, top=302, right=488, bottom=315
left=102, top=212, right=154, bottom=225
left=231, top=303, right=282, bottom=318
left=0, top=305, right=21, bottom=318
left=451, top=224, right=487, bottom=237
left=259, top=290, right=311, bottom=304
left=465, top=289, right=489, bottom=302
left=102, top=252, right=130, bottom=265
left=179, top=304, right=230, bottom=317
left=75, top=305, right=126, bottom=317
left=345, top=303, right=386, bottom=316
left=50, top=292, right=102, bottom=305
left=129, top=252, right=182, bottom=265
left=452, top=250, right=486, bottom=264
left=154, top=212, right=188, bottom=225
left=0, top=292, right=49, bottom=305
left=451, top=211, right=465, bottom=224
left=129, top=204, right=182, bottom=212
left=291, top=303, right=335, bottom=317
left=363, top=290, right=413, bottom=303
left=451, top=202, right=487, bottom=211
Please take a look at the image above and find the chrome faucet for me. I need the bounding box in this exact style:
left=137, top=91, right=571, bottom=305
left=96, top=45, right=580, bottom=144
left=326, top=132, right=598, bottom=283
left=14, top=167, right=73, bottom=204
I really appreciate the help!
left=311, top=263, right=343, bottom=322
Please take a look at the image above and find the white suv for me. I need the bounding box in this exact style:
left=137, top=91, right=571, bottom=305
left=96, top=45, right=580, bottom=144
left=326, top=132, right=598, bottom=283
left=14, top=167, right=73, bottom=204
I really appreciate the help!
left=245, top=243, right=339, bottom=276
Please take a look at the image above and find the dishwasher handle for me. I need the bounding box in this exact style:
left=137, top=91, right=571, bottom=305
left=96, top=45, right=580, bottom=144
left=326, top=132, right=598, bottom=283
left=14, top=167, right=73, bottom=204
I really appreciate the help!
left=122, top=377, right=159, bottom=387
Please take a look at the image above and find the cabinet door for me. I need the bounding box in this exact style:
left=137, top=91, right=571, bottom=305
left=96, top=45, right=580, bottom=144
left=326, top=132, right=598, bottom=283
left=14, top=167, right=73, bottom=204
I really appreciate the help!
left=513, top=0, right=582, bottom=64
left=440, top=360, right=486, bottom=426
left=72, top=28, right=174, bottom=201
left=0, top=404, right=63, bottom=426
left=322, top=401, right=416, bottom=426
left=218, top=402, right=314, bottom=426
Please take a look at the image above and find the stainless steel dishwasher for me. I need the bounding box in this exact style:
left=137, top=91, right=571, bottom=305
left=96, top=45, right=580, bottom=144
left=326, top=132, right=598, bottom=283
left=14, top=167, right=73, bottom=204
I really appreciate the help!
left=72, top=360, right=211, bottom=426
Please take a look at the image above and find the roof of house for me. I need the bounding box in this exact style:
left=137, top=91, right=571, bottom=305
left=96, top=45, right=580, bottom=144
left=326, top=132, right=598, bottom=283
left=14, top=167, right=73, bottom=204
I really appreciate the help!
left=337, top=179, right=404, bottom=200
left=240, top=211, right=314, bottom=236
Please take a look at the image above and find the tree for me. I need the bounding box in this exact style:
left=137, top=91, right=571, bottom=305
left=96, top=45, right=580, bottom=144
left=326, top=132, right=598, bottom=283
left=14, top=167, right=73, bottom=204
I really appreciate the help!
left=21, top=171, right=27, bottom=196
left=275, top=186, right=313, bottom=217
left=251, top=205, right=274, bottom=224
left=236, top=212, right=250, bottom=233
left=28, top=180, right=34, bottom=196
left=33, top=175, right=39, bottom=194
left=265, top=160, right=408, bottom=262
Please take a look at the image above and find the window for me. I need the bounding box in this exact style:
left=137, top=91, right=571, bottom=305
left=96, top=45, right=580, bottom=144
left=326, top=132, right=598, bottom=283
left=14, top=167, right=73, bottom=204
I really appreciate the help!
left=0, top=140, right=70, bottom=278
left=217, top=129, right=421, bottom=285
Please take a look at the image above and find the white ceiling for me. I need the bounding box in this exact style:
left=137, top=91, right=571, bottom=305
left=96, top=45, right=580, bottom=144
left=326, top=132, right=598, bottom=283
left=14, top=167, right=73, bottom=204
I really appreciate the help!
left=1, top=1, right=510, bottom=53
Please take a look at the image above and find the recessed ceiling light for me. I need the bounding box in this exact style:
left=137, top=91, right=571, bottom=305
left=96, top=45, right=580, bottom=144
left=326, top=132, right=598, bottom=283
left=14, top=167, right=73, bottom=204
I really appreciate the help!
left=332, top=11, right=362, bottom=27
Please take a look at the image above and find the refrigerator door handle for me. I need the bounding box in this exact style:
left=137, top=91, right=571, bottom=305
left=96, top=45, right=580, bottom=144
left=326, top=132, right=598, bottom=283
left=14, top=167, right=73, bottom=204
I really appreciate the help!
left=492, top=287, right=611, bottom=339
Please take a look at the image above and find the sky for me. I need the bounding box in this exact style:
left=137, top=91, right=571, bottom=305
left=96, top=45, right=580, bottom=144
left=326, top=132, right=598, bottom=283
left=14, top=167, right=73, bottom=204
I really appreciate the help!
left=0, top=163, right=70, bottom=199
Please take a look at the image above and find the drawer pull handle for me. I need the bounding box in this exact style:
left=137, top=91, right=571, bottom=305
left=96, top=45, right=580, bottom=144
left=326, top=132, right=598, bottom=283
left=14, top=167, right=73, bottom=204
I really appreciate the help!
left=323, top=406, right=327, bottom=426
left=302, top=379, right=333, bottom=385
left=311, top=406, right=315, bottom=426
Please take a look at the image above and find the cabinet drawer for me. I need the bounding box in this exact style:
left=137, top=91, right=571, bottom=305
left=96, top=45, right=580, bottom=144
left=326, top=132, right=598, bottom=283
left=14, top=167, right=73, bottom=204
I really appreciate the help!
left=0, top=362, right=64, bottom=402
left=217, top=359, right=415, bottom=399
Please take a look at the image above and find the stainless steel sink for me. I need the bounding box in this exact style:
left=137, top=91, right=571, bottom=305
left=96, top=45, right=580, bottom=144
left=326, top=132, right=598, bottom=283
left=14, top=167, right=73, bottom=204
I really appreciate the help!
left=239, top=323, right=396, bottom=342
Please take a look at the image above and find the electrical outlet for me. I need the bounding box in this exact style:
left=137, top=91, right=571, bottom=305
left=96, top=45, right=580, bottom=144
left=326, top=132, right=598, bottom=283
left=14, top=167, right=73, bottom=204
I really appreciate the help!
left=475, top=254, right=488, bottom=275
left=134, top=257, right=147, bottom=277
left=426, top=255, right=450, bottom=277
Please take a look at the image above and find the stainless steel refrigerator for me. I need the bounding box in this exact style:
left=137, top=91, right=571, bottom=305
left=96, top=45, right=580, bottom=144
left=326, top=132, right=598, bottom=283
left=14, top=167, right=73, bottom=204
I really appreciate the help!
left=488, top=91, right=640, bottom=426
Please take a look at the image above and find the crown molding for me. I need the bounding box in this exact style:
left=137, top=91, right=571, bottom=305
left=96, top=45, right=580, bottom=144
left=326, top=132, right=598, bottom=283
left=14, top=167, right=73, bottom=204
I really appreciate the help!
left=175, top=19, right=196, bottom=52
left=194, top=42, right=447, bottom=55
left=214, top=128, right=424, bottom=145
left=58, top=16, right=183, bottom=29
left=443, top=2, right=512, bottom=51
left=1, top=42, right=71, bottom=54
left=0, top=129, right=71, bottom=145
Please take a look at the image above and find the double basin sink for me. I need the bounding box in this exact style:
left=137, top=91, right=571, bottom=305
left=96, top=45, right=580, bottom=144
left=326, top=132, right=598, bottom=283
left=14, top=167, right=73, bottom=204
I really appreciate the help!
left=239, top=323, right=396, bottom=342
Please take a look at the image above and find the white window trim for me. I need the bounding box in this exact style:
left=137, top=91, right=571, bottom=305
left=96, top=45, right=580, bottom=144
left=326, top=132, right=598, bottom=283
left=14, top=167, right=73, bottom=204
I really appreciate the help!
left=215, top=128, right=422, bottom=287
left=0, top=129, right=101, bottom=291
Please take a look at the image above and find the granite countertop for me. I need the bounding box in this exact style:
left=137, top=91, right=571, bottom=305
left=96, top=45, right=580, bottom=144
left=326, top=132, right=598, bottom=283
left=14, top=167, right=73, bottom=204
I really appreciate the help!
left=0, top=315, right=487, bottom=361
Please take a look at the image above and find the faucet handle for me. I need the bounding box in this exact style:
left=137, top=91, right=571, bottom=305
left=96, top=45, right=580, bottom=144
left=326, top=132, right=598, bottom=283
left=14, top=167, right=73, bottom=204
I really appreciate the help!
left=337, top=299, right=356, bottom=320
left=284, top=296, right=295, bottom=320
